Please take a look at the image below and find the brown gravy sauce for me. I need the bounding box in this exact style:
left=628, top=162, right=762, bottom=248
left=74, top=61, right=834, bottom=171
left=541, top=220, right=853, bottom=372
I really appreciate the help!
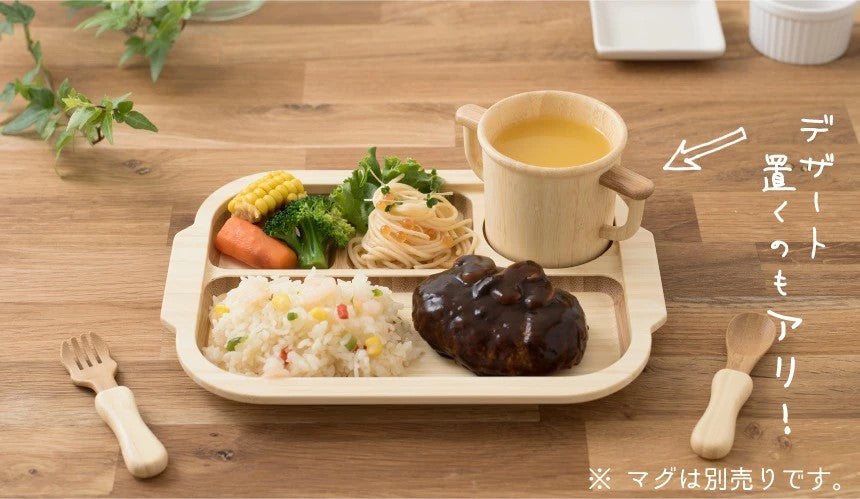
left=412, top=255, right=588, bottom=376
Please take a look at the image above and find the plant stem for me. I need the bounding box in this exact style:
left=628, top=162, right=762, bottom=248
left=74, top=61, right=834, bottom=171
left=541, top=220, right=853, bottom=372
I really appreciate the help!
left=22, top=22, right=54, bottom=90
left=91, top=127, right=104, bottom=145
left=87, top=105, right=107, bottom=145
left=22, top=21, right=33, bottom=51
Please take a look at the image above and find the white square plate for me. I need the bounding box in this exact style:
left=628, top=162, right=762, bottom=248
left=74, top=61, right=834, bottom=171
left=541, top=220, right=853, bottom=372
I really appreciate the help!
left=590, top=0, right=726, bottom=60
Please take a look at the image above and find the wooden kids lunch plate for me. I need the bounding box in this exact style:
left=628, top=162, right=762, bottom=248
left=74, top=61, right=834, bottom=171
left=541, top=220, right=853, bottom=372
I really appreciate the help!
left=161, top=170, right=667, bottom=404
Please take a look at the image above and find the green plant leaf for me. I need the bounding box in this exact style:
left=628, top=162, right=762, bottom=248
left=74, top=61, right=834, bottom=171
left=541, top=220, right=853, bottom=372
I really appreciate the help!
left=67, top=0, right=209, bottom=82
left=100, top=108, right=113, bottom=143
left=122, top=110, right=157, bottom=132
left=0, top=82, right=14, bottom=111
left=3, top=2, right=159, bottom=160
left=116, top=100, right=133, bottom=114
left=56, top=78, right=71, bottom=99
left=77, top=107, right=103, bottom=144
left=61, top=92, right=93, bottom=111
left=118, top=35, right=144, bottom=66
left=66, top=106, right=95, bottom=129
left=63, top=0, right=104, bottom=14
left=13, top=79, right=30, bottom=98
left=0, top=1, right=35, bottom=24
left=83, top=107, right=103, bottom=127
left=61, top=96, right=79, bottom=109
left=75, top=8, right=120, bottom=33
left=54, top=129, right=75, bottom=157
left=0, top=19, right=13, bottom=40
left=110, top=92, right=131, bottom=107
left=147, top=42, right=168, bottom=81
left=21, top=65, right=39, bottom=84
left=118, top=44, right=139, bottom=66
left=33, top=107, right=53, bottom=133
left=30, top=40, right=42, bottom=63
left=28, top=86, right=54, bottom=108
left=2, top=104, right=43, bottom=134
left=41, top=111, right=60, bottom=139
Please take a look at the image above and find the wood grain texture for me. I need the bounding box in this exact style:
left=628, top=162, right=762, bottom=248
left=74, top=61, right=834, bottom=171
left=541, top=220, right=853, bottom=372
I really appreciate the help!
left=0, top=1, right=858, bottom=497
left=108, top=418, right=589, bottom=498
left=94, top=386, right=169, bottom=479
left=690, top=369, right=754, bottom=460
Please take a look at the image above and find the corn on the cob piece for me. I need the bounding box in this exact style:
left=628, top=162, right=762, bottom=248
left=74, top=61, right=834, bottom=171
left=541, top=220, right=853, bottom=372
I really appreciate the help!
left=227, top=170, right=307, bottom=222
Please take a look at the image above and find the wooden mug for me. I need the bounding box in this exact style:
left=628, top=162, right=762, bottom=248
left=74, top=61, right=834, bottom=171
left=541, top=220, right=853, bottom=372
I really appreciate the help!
left=456, top=90, right=655, bottom=267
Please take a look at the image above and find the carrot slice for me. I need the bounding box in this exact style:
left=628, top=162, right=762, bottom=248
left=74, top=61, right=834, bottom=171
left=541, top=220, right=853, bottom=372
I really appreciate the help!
left=215, top=216, right=298, bottom=269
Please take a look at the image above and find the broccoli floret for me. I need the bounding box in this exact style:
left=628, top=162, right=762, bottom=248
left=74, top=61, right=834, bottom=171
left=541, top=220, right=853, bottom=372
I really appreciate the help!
left=263, top=196, right=355, bottom=269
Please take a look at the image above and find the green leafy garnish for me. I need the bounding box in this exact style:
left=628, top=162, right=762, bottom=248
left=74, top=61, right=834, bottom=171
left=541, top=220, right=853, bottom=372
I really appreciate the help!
left=226, top=335, right=247, bottom=351
left=66, top=0, right=208, bottom=81
left=287, top=312, right=298, bottom=321
left=384, top=201, right=402, bottom=213
left=371, top=289, right=382, bottom=297
left=381, top=155, right=443, bottom=194
left=426, top=194, right=440, bottom=208
left=330, top=147, right=443, bottom=233
left=0, top=1, right=157, bottom=162
left=329, top=158, right=380, bottom=234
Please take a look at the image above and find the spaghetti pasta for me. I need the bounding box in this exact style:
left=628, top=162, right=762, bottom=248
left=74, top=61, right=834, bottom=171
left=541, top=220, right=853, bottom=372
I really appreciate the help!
left=347, top=180, right=477, bottom=269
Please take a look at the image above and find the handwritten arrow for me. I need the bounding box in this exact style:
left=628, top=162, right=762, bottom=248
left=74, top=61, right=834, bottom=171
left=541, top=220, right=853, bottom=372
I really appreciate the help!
left=663, top=126, right=747, bottom=171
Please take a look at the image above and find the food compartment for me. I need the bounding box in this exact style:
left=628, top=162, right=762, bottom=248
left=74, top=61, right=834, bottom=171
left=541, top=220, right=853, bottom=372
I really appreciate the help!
left=340, top=192, right=475, bottom=270
left=207, top=183, right=342, bottom=269
left=210, top=190, right=476, bottom=271
left=195, top=273, right=629, bottom=378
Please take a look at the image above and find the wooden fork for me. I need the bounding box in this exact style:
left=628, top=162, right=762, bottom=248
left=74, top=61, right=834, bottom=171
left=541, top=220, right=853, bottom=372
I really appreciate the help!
left=61, top=333, right=168, bottom=478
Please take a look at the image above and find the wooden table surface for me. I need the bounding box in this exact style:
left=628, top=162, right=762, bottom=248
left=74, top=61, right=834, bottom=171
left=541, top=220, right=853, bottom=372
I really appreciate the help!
left=1, top=1, right=858, bottom=497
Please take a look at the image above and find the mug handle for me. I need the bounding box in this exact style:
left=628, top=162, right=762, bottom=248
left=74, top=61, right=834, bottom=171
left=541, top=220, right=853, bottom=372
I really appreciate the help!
left=598, top=166, right=655, bottom=241
left=455, top=104, right=486, bottom=179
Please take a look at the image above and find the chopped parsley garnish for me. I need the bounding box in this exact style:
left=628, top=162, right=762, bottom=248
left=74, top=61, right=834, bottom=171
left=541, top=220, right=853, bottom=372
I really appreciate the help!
left=384, top=201, right=402, bottom=212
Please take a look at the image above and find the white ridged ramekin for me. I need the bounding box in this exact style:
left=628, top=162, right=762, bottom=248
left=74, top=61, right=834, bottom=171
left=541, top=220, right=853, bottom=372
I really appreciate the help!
left=749, top=0, right=857, bottom=64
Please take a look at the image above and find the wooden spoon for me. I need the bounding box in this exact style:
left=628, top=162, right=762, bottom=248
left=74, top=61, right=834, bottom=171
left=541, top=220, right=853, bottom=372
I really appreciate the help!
left=690, top=313, right=777, bottom=459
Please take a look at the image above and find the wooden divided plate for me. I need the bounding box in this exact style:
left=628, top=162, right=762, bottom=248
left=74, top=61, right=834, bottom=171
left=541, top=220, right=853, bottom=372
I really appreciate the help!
left=161, top=170, right=667, bottom=404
